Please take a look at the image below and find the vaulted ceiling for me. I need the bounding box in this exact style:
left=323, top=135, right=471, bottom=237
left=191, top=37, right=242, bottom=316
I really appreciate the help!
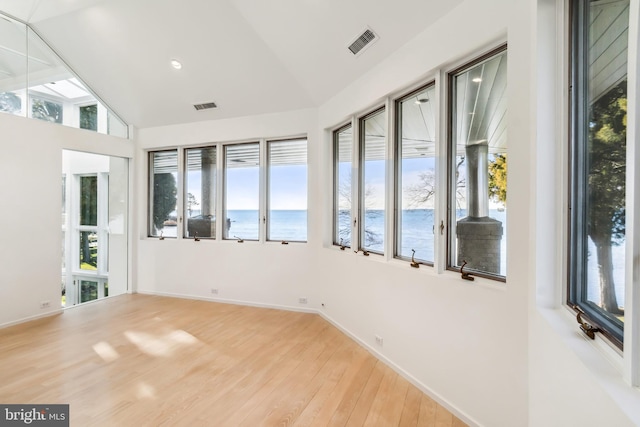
left=0, top=0, right=464, bottom=129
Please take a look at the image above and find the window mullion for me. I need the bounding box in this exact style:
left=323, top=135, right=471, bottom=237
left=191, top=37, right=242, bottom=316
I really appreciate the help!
left=176, top=148, right=185, bottom=240
left=434, top=71, right=447, bottom=273
left=259, top=139, right=268, bottom=243
left=384, top=97, right=394, bottom=261
left=624, top=0, right=640, bottom=387
left=216, top=143, right=224, bottom=240
left=352, top=116, right=360, bottom=251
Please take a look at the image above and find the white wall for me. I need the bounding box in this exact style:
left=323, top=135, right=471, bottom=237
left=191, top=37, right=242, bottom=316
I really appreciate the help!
left=134, top=0, right=640, bottom=426
left=0, top=113, right=133, bottom=327
left=135, top=109, right=321, bottom=312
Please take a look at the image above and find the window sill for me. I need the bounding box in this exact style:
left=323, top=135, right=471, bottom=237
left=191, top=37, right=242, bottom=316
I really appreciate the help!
left=537, top=305, right=640, bottom=422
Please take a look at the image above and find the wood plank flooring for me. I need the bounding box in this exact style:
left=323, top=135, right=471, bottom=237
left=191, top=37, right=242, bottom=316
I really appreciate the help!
left=0, top=294, right=466, bottom=427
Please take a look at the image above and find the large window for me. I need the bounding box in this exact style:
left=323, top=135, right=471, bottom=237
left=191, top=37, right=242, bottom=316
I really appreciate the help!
left=185, top=147, right=217, bottom=239
left=149, top=150, right=178, bottom=238
left=569, top=0, right=629, bottom=346
left=333, top=125, right=353, bottom=248
left=396, top=84, right=436, bottom=264
left=224, top=143, right=260, bottom=241
left=360, top=108, right=386, bottom=254
left=448, top=47, right=507, bottom=279
left=268, top=139, right=308, bottom=242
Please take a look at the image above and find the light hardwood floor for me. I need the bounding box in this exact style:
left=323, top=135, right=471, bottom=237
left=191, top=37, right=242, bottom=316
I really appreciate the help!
left=0, top=294, right=466, bottom=427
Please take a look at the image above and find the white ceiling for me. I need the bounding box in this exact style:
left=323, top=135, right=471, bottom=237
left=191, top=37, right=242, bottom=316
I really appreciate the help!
left=0, top=0, right=463, bottom=129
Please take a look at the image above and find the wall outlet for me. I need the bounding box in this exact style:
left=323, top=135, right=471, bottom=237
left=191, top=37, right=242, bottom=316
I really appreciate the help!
left=211, top=288, right=219, bottom=295
left=298, top=297, right=308, bottom=304
left=40, top=301, right=50, bottom=309
left=375, top=335, right=384, bottom=346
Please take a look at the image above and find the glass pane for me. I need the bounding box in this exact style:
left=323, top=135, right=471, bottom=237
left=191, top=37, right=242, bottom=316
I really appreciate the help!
left=79, top=231, right=98, bottom=270
left=582, top=0, right=628, bottom=322
left=225, top=143, right=260, bottom=240
left=450, top=50, right=507, bottom=277
left=80, top=104, right=98, bottom=131
left=185, top=147, right=217, bottom=239
left=80, top=280, right=98, bottom=303
left=0, top=15, right=27, bottom=117
left=334, top=126, right=353, bottom=247
left=361, top=109, right=386, bottom=253
left=397, top=85, right=436, bottom=263
left=268, top=139, right=307, bottom=242
left=80, top=176, right=98, bottom=226
left=149, top=150, right=178, bottom=237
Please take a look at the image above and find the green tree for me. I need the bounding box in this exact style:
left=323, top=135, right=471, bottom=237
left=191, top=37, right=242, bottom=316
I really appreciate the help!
left=488, top=153, right=507, bottom=205
left=153, top=173, right=177, bottom=232
left=587, top=81, right=627, bottom=315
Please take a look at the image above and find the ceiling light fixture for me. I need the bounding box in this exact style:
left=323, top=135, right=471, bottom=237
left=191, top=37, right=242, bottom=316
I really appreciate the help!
left=472, top=77, right=482, bottom=83
left=415, top=97, right=429, bottom=104
left=170, top=59, right=182, bottom=70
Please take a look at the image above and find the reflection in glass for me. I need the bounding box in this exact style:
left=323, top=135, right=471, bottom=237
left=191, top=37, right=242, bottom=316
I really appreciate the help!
left=360, top=109, right=386, bottom=254
left=80, top=231, right=98, bottom=270
left=80, top=280, right=98, bottom=303
left=225, top=143, right=260, bottom=240
left=396, top=85, right=436, bottom=263
left=0, top=15, right=27, bottom=117
left=334, top=126, right=353, bottom=247
left=571, top=0, right=629, bottom=332
left=149, top=151, right=178, bottom=237
left=268, top=139, right=308, bottom=242
left=185, top=147, right=217, bottom=239
left=80, top=176, right=98, bottom=226
left=450, top=49, right=507, bottom=277
left=80, top=104, right=98, bottom=131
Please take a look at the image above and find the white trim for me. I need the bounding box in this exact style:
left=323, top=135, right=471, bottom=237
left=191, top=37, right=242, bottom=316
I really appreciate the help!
left=318, top=309, right=480, bottom=427
left=0, top=309, right=63, bottom=330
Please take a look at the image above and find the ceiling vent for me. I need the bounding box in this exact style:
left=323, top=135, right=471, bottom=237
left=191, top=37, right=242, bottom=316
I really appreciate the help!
left=348, top=28, right=378, bottom=56
left=193, top=102, right=217, bottom=111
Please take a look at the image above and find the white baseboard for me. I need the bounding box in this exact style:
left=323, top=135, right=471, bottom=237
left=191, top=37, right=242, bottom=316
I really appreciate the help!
left=318, top=310, right=481, bottom=427
left=135, top=290, right=317, bottom=314
left=0, top=309, right=63, bottom=329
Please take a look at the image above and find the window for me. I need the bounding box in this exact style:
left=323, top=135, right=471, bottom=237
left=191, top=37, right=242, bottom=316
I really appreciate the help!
left=31, top=98, right=63, bottom=124
left=448, top=47, right=507, bottom=279
left=79, top=175, right=98, bottom=271
left=224, top=143, right=260, bottom=241
left=333, top=125, right=353, bottom=248
left=360, top=108, right=386, bottom=254
left=568, top=0, right=629, bottom=346
left=80, top=104, right=98, bottom=131
left=185, top=147, right=217, bottom=239
left=149, top=150, right=178, bottom=238
left=268, top=139, right=308, bottom=242
left=396, top=84, right=437, bottom=264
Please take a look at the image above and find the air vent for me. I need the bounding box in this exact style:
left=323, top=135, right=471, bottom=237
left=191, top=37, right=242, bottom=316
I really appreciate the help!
left=348, top=28, right=378, bottom=56
left=193, top=102, right=217, bottom=111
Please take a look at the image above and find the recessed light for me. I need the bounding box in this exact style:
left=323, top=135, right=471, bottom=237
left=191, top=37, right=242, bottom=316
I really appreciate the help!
left=472, top=77, right=482, bottom=83
left=170, top=59, right=182, bottom=70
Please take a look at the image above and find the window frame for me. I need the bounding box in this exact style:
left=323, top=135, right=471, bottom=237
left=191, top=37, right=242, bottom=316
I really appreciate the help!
left=358, top=106, right=387, bottom=256
left=148, top=149, right=180, bottom=239
left=333, top=123, right=354, bottom=248
left=266, top=137, right=308, bottom=243
left=394, top=82, right=437, bottom=266
left=446, top=44, right=508, bottom=282
left=567, top=0, right=630, bottom=349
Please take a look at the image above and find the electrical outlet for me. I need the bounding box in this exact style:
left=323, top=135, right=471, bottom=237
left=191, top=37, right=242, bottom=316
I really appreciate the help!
left=211, top=288, right=219, bottom=295
left=298, top=297, right=308, bottom=304
left=40, top=301, right=50, bottom=309
left=375, top=335, right=383, bottom=346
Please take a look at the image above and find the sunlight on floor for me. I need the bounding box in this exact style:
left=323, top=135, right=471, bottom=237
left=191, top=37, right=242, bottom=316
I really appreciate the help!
left=123, top=329, right=200, bottom=357
left=92, top=341, right=120, bottom=362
